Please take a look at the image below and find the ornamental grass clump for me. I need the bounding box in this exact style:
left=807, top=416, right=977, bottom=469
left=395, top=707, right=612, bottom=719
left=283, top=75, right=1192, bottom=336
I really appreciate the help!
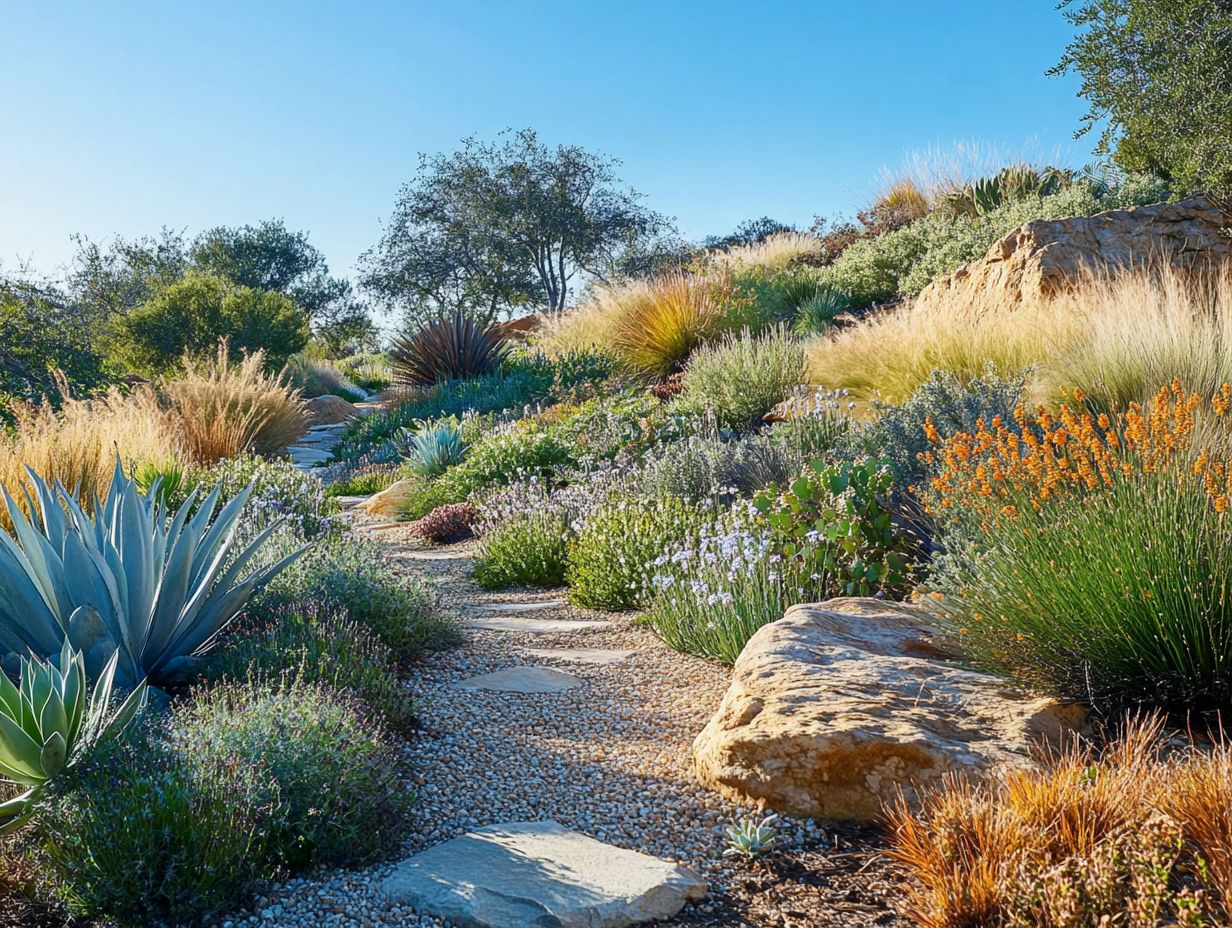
left=888, top=717, right=1232, bottom=928
left=926, top=380, right=1232, bottom=712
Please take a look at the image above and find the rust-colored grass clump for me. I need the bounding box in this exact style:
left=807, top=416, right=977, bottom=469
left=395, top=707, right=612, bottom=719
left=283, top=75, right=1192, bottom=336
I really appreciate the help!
left=888, top=718, right=1232, bottom=928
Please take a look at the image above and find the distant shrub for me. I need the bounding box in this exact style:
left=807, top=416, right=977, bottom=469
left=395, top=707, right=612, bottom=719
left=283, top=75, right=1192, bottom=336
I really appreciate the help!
left=161, top=343, right=309, bottom=463
left=37, top=723, right=273, bottom=926
left=283, top=355, right=364, bottom=400
left=676, top=328, right=805, bottom=432
left=336, top=352, right=392, bottom=392
left=566, top=492, right=705, bottom=611
left=112, top=270, right=309, bottom=376
left=170, top=680, right=411, bottom=869
left=252, top=533, right=451, bottom=656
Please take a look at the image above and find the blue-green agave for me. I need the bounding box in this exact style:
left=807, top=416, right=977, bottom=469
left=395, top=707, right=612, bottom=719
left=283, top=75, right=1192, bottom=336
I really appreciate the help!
left=0, top=642, right=147, bottom=832
left=0, top=461, right=305, bottom=688
left=399, top=418, right=466, bottom=478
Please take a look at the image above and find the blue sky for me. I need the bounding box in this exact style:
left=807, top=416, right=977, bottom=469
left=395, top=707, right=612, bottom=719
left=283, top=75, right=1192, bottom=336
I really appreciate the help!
left=2, top=1, right=1096, bottom=283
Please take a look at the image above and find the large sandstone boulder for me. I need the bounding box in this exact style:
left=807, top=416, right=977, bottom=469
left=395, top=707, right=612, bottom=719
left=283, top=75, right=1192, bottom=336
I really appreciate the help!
left=693, top=599, right=1086, bottom=821
left=912, top=197, right=1232, bottom=316
left=305, top=393, right=360, bottom=425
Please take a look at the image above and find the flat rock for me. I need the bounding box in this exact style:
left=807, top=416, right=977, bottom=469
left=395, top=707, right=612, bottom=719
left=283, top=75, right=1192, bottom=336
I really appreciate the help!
left=522, top=647, right=637, bottom=665
left=288, top=448, right=334, bottom=466
left=457, top=666, right=584, bottom=693
left=465, top=617, right=608, bottom=634
left=693, top=598, right=1087, bottom=822
left=472, top=599, right=568, bottom=613
left=379, top=820, right=706, bottom=928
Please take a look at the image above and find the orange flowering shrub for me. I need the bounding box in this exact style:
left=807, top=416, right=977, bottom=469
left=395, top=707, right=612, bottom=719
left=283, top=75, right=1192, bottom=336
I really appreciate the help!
left=924, top=379, right=1232, bottom=519
left=922, top=380, right=1232, bottom=712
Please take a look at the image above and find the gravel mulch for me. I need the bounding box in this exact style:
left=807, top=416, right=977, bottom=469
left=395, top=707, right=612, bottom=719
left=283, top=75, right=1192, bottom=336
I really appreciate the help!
left=217, top=519, right=909, bottom=928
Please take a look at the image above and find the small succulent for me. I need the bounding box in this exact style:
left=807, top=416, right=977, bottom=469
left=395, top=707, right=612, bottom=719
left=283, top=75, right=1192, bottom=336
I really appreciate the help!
left=723, top=813, right=779, bottom=860
left=398, top=418, right=467, bottom=478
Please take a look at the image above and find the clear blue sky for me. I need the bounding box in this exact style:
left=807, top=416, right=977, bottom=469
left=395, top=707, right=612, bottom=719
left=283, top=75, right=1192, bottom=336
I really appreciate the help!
left=2, top=1, right=1096, bottom=283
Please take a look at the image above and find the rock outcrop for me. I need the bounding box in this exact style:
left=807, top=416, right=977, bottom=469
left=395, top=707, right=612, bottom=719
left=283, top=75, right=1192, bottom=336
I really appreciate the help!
left=379, top=821, right=707, bottom=928
left=693, top=599, right=1086, bottom=821
left=912, top=197, right=1232, bottom=316
left=305, top=394, right=360, bottom=425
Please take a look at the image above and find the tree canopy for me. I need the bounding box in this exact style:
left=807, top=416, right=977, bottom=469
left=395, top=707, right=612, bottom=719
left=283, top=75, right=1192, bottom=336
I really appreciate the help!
left=362, top=129, right=676, bottom=331
left=1052, top=0, right=1232, bottom=198
left=111, top=271, right=310, bottom=375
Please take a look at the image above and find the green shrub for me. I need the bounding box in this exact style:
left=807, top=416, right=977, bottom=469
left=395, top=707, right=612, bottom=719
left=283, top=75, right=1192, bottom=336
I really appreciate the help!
left=206, top=605, right=418, bottom=733
left=646, top=459, right=915, bottom=662
left=251, top=534, right=452, bottom=656
left=37, top=723, right=273, bottom=926
left=336, top=352, right=392, bottom=392
left=566, top=493, right=704, bottom=611
left=179, top=453, right=340, bottom=540
left=111, top=271, right=310, bottom=375
left=323, top=466, right=400, bottom=498
left=871, top=368, right=1025, bottom=486
left=473, top=489, right=571, bottom=590
left=170, top=680, right=411, bottom=869
left=676, top=327, right=805, bottom=432
left=435, top=424, right=576, bottom=501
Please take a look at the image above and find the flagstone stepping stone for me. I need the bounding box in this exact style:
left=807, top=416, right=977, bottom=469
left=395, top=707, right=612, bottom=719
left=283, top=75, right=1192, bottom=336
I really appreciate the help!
left=464, top=616, right=608, bottom=634
left=472, top=599, right=568, bottom=613
left=457, top=666, right=583, bottom=693
left=379, top=820, right=707, bottom=928
left=521, top=647, right=637, bottom=665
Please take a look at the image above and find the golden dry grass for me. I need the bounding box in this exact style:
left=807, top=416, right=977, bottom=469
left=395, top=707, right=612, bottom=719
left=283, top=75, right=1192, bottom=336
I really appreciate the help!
left=0, top=380, right=179, bottom=525
left=808, top=266, right=1232, bottom=408
left=705, top=231, right=824, bottom=272
left=888, top=717, right=1232, bottom=928
left=540, top=272, right=733, bottom=376
left=162, top=343, right=309, bottom=464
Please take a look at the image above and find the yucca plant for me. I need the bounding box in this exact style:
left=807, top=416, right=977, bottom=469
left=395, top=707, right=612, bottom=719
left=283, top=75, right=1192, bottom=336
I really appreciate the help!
left=0, top=642, right=147, bottom=832
left=391, top=313, right=510, bottom=386
left=0, top=461, right=305, bottom=688
left=397, top=418, right=466, bottom=478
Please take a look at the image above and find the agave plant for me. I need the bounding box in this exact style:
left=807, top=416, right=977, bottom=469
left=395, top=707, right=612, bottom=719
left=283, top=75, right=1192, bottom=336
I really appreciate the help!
left=0, top=461, right=305, bottom=688
left=723, top=813, right=779, bottom=860
left=0, top=642, right=147, bottom=832
left=398, top=418, right=467, bottom=478
left=391, top=312, right=510, bottom=386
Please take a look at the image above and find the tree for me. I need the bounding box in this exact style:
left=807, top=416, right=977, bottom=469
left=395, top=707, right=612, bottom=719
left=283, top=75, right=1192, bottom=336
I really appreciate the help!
left=363, top=129, right=675, bottom=330
left=0, top=278, right=106, bottom=416
left=191, top=220, right=377, bottom=353
left=703, top=217, right=797, bottom=250
left=66, top=228, right=189, bottom=324
left=1051, top=0, right=1232, bottom=198
left=112, top=272, right=310, bottom=375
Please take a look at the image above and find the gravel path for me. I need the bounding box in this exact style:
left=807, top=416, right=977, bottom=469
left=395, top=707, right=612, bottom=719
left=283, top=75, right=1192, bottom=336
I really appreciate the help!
left=218, top=515, right=906, bottom=928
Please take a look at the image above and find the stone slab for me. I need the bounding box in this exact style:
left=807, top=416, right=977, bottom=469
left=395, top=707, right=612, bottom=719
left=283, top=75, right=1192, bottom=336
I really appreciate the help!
left=379, top=821, right=706, bottom=928
left=472, top=599, right=568, bottom=613
left=457, top=666, right=583, bottom=694
left=465, top=617, right=608, bottom=634
left=521, top=647, right=637, bottom=665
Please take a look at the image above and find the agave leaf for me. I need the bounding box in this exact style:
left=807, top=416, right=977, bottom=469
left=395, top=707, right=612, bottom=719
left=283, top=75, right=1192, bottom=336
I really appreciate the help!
left=0, top=712, right=45, bottom=782
left=0, top=789, right=36, bottom=834
left=38, top=731, right=66, bottom=778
